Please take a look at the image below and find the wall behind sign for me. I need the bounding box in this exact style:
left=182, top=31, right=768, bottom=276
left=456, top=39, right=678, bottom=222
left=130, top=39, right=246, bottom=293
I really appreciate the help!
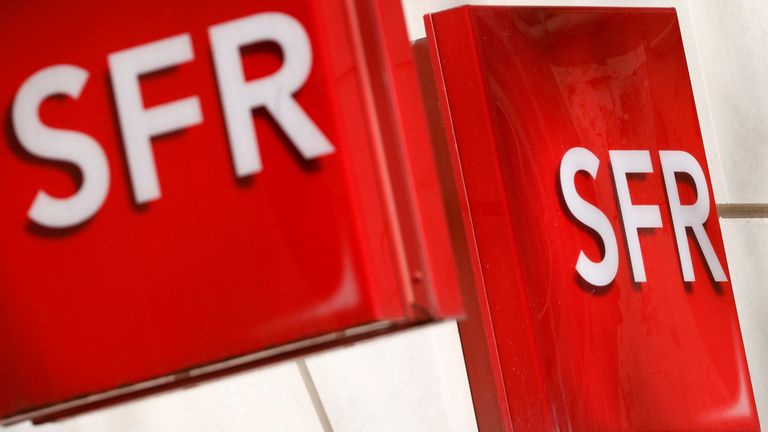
left=7, top=0, right=768, bottom=430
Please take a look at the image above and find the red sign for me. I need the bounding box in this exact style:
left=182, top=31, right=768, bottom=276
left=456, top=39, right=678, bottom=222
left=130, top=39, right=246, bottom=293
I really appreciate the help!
left=423, top=6, right=759, bottom=431
left=0, top=0, right=461, bottom=423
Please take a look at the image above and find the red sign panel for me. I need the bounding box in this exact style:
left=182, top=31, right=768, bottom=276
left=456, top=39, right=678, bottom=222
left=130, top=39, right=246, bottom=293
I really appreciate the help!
left=0, top=0, right=461, bottom=423
left=424, top=6, right=759, bottom=431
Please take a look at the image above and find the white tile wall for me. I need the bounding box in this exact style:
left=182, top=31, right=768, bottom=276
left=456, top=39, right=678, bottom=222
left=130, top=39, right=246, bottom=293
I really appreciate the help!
left=7, top=362, right=326, bottom=432
left=722, top=219, right=768, bottom=429
left=689, top=1, right=768, bottom=203
left=305, top=322, right=477, bottom=432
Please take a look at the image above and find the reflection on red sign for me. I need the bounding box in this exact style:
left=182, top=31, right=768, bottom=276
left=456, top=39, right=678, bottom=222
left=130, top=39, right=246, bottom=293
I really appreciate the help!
left=0, top=0, right=461, bottom=423
left=423, top=6, right=759, bottom=431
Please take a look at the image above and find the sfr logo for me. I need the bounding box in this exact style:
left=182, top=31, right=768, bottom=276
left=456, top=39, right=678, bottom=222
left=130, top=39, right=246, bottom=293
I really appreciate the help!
left=559, top=148, right=727, bottom=286
left=12, top=13, right=334, bottom=229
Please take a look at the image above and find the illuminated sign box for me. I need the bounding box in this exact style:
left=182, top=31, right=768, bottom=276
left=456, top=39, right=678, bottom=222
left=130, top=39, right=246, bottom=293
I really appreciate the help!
left=423, top=6, right=759, bottom=431
left=0, top=0, right=461, bottom=423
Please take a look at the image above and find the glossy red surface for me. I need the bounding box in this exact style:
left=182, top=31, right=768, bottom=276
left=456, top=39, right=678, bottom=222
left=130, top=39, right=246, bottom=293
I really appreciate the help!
left=0, top=0, right=460, bottom=422
left=426, top=6, right=759, bottom=431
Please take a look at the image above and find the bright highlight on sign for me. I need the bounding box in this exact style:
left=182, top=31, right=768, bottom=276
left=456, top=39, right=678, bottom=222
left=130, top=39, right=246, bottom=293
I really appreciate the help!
left=559, top=147, right=727, bottom=285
